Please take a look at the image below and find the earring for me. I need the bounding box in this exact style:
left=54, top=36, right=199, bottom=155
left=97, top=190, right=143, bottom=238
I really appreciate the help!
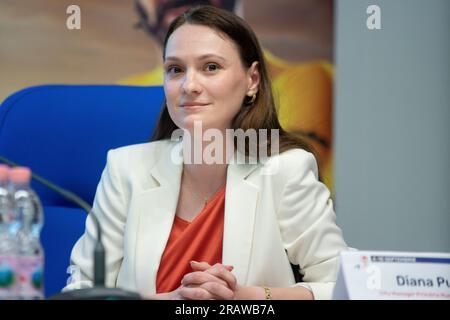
left=245, top=93, right=257, bottom=106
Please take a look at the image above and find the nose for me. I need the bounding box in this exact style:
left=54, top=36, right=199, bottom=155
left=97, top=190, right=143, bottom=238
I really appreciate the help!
left=181, top=70, right=202, bottom=94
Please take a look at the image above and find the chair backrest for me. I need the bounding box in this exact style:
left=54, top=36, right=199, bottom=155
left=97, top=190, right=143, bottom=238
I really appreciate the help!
left=0, top=84, right=165, bottom=206
left=0, top=84, right=165, bottom=297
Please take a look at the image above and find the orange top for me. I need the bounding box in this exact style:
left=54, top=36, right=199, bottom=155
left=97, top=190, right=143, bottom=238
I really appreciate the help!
left=156, top=186, right=226, bottom=293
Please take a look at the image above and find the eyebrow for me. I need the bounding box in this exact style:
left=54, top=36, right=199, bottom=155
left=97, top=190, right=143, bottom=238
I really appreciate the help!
left=164, top=54, right=227, bottom=63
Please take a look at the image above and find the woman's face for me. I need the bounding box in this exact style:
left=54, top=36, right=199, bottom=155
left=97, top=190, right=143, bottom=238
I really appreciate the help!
left=163, top=24, right=259, bottom=134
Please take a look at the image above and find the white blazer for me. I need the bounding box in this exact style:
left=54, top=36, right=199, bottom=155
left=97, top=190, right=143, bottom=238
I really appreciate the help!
left=65, top=140, right=348, bottom=300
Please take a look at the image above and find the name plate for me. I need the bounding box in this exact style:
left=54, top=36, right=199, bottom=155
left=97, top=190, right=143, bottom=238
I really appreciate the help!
left=332, top=250, right=450, bottom=300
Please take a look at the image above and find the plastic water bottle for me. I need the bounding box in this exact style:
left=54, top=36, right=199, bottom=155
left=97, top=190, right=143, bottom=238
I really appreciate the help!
left=0, top=164, right=18, bottom=299
left=10, top=167, right=44, bottom=300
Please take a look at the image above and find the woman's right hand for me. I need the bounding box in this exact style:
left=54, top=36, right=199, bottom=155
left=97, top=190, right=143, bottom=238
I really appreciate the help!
left=144, top=261, right=235, bottom=300
left=164, top=281, right=232, bottom=300
left=173, top=261, right=236, bottom=300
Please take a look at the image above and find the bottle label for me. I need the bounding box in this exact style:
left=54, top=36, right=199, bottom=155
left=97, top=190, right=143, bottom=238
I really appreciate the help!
left=0, top=254, right=18, bottom=299
left=18, top=255, right=44, bottom=299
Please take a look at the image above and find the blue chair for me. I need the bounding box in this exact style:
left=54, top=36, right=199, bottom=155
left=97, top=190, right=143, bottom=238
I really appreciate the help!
left=0, top=84, right=165, bottom=297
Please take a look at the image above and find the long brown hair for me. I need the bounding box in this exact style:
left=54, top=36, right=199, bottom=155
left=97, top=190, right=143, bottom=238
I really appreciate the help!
left=151, top=5, right=313, bottom=157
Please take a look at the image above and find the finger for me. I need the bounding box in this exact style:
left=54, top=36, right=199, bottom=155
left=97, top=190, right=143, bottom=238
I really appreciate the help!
left=181, top=271, right=228, bottom=287
left=189, top=262, right=236, bottom=290
left=190, top=261, right=211, bottom=271
left=199, top=281, right=235, bottom=300
left=179, top=286, right=214, bottom=300
left=190, top=261, right=234, bottom=272
left=205, top=264, right=237, bottom=290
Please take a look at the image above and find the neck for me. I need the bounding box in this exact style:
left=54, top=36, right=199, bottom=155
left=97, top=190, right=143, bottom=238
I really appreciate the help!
left=179, top=126, right=233, bottom=191
left=183, top=162, right=228, bottom=191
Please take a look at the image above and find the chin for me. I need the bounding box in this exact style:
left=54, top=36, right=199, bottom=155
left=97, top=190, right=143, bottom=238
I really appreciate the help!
left=179, top=116, right=206, bottom=130
left=180, top=120, right=225, bottom=138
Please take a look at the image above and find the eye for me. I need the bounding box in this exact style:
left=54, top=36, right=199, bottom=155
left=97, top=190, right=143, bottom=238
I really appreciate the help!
left=166, top=65, right=183, bottom=75
left=204, top=63, right=220, bottom=72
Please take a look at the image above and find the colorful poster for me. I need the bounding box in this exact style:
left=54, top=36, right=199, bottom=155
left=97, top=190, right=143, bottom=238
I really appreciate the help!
left=121, top=0, right=335, bottom=192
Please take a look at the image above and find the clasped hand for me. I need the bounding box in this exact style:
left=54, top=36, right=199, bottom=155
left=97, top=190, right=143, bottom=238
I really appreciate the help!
left=171, top=261, right=238, bottom=300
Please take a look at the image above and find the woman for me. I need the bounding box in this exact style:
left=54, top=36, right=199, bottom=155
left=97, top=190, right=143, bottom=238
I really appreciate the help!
left=65, top=5, right=347, bottom=300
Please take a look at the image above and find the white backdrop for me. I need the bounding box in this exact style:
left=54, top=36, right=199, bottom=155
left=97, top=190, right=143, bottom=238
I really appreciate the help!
left=334, top=0, right=450, bottom=252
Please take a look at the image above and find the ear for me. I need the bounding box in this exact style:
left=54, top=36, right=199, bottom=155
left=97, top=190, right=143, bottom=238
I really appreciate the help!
left=246, top=61, right=260, bottom=97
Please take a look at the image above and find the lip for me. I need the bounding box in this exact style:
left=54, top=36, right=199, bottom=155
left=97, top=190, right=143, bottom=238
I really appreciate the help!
left=179, top=102, right=209, bottom=108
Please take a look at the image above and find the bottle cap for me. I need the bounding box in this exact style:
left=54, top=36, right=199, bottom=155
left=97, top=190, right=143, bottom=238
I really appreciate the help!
left=9, top=167, right=32, bottom=184
left=0, top=164, right=9, bottom=182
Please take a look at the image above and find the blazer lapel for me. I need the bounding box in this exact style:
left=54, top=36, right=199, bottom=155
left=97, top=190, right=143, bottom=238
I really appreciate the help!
left=222, top=161, right=260, bottom=285
left=134, top=142, right=183, bottom=294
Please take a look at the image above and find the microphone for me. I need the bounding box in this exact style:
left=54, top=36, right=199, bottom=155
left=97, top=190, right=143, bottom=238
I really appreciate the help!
left=0, top=155, right=141, bottom=300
